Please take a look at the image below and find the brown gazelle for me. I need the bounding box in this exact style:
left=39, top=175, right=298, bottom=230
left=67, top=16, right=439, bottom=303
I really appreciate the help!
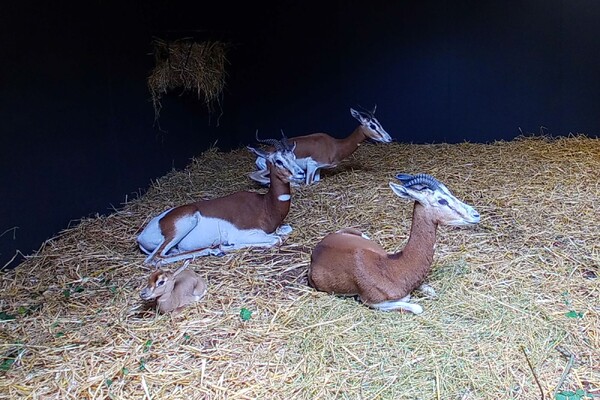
left=140, top=260, right=207, bottom=313
left=137, top=133, right=306, bottom=266
left=308, top=173, right=480, bottom=314
left=250, top=106, right=392, bottom=185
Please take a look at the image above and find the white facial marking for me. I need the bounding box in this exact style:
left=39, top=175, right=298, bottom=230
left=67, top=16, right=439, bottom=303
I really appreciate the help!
left=278, top=194, right=291, bottom=202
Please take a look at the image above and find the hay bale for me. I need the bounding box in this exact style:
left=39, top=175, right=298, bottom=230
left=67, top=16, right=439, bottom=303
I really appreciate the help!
left=147, top=38, right=228, bottom=122
left=0, top=136, right=598, bottom=399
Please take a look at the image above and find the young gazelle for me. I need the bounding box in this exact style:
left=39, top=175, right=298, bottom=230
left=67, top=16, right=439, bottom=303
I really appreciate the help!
left=140, top=260, right=207, bottom=313
left=137, top=133, right=306, bottom=266
left=250, top=106, right=392, bottom=185
left=308, top=173, right=480, bottom=314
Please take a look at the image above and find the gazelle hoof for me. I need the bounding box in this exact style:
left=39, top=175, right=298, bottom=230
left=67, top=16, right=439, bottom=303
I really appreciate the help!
left=276, top=225, right=293, bottom=236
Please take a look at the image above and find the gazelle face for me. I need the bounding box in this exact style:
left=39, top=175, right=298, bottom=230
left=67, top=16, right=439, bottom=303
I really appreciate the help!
left=350, top=107, right=392, bottom=143
left=140, top=270, right=170, bottom=300
left=248, top=143, right=306, bottom=183
left=424, top=182, right=480, bottom=226
left=271, top=146, right=306, bottom=183
left=389, top=175, right=480, bottom=226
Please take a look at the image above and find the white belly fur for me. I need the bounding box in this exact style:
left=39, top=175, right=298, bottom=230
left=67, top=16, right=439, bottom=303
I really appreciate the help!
left=176, top=215, right=274, bottom=251
left=138, top=209, right=283, bottom=255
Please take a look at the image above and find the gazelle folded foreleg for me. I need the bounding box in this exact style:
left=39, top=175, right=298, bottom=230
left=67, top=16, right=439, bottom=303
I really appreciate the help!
left=417, top=283, right=437, bottom=298
left=219, top=228, right=287, bottom=252
left=368, top=296, right=424, bottom=314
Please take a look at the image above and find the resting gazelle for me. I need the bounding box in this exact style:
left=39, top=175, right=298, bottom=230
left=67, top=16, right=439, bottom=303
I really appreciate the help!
left=137, top=133, right=305, bottom=266
left=308, top=173, right=480, bottom=314
left=250, top=106, right=392, bottom=185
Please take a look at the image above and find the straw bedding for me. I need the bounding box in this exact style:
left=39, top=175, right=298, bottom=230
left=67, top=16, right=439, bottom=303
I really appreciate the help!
left=1, top=135, right=598, bottom=399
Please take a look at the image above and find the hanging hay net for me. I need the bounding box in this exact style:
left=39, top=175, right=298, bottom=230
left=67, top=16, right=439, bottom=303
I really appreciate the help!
left=147, top=38, right=228, bottom=123
left=0, top=135, right=599, bottom=399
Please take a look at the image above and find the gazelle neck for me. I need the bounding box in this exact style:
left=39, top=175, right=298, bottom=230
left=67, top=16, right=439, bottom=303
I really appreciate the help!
left=264, top=162, right=292, bottom=231
left=336, top=126, right=367, bottom=160
left=389, top=202, right=438, bottom=283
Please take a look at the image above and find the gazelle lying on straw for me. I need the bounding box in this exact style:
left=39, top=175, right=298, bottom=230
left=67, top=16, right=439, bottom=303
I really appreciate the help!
left=308, top=173, right=480, bottom=314
left=137, top=133, right=305, bottom=266
left=250, top=106, right=392, bottom=185
left=140, top=260, right=207, bottom=313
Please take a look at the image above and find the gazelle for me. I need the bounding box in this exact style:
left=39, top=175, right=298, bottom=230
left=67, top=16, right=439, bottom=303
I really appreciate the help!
left=308, top=173, right=480, bottom=314
left=140, top=260, right=208, bottom=314
left=249, top=106, right=392, bottom=185
left=137, top=133, right=306, bottom=266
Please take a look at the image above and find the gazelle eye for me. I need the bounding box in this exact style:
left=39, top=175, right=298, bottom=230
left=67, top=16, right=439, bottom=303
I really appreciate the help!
left=157, top=280, right=165, bottom=286
left=275, top=159, right=284, bottom=166
left=438, top=199, right=448, bottom=206
left=369, top=124, right=378, bottom=130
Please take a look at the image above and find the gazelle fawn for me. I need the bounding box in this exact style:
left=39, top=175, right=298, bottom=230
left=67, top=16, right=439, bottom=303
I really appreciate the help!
left=308, top=173, right=480, bottom=314
left=137, top=132, right=305, bottom=266
left=140, top=261, right=208, bottom=314
left=250, top=106, right=392, bottom=185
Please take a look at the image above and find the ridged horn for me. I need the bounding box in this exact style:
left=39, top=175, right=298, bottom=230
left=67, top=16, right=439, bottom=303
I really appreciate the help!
left=356, top=104, right=376, bottom=118
left=255, top=129, right=280, bottom=147
left=395, top=173, right=440, bottom=191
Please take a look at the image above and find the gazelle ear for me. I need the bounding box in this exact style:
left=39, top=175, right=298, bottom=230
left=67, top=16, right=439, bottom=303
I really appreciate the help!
left=389, top=182, right=426, bottom=202
left=247, top=145, right=269, bottom=159
left=350, top=108, right=362, bottom=121
left=173, top=260, right=190, bottom=277
left=389, top=182, right=412, bottom=199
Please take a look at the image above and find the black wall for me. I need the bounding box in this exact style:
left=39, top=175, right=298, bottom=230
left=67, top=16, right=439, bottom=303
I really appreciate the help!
left=1, top=1, right=599, bottom=269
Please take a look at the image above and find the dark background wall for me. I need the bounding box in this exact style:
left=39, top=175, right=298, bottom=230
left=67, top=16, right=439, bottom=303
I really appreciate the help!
left=1, top=0, right=599, bottom=269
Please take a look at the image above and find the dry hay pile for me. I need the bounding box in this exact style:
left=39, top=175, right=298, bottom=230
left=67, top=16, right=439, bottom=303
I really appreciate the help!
left=1, top=135, right=599, bottom=399
left=147, top=39, right=228, bottom=122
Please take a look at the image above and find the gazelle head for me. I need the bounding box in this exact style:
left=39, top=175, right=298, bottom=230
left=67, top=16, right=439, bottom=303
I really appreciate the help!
left=248, top=131, right=306, bottom=183
left=351, top=105, right=392, bottom=143
left=140, top=261, right=189, bottom=300
left=389, top=173, right=480, bottom=226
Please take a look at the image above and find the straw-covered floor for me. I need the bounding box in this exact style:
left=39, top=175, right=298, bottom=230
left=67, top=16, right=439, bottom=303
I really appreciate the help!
left=1, top=135, right=599, bottom=399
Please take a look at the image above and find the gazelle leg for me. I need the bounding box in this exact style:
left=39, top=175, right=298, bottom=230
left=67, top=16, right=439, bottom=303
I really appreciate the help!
left=193, top=281, right=208, bottom=300
left=181, top=293, right=205, bottom=306
left=144, top=214, right=202, bottom=266
left=144, top=233, right=192, bottom=266
left=144, top=240, right=166, bottom=266
left=275, top=224, right=293, bottom=235
left=255, top=156, right=267, bottom=170
left=220, top=229, right=284, bottom=251
left=152, top=247, right=223, bottom=265
left=223, top=236, right=282, bottom=250
left=305, top=161, right=319, bottom=185
left=313, top=168, right=321, bottom=183
left=368, top=295, right=424, bottom=314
